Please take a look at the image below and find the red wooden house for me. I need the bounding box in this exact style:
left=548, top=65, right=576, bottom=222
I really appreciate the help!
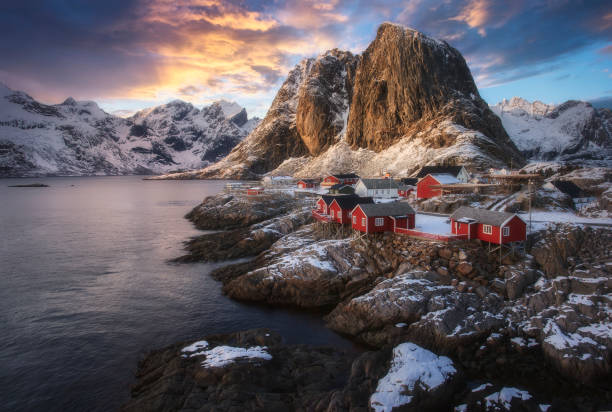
left=321, top=173, right=360, bottom=187
left=351, top=202, right=416, bottom=234
left=329, top=196, right=373, bottom=224
left=247, top=187, right=264, bottom=196
left=450, top=206, right=526, bottom=244
left=314, top=194, right=359, bottom=222
left=416, top=173, right=460, bottom=199
left=398, top=178, right=417, bottom=198
left=297, top=179, right=318, bottom=189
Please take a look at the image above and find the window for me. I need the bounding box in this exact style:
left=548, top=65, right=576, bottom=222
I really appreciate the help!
left=375, top=217, right=384, bottom=226
left=503, top=226, right=510, bottom=237
left=482, top=224, right=492, bottom=235
left=331, top=210, right=335, bottom=218
left=353, top=216, right=356, bottom=224
left=362, top=217, right=366, bottom=226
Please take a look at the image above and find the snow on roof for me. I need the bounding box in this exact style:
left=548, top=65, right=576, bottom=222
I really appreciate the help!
left=416, top=165, right=464, bottom=178
left=428, top=173, right=460, bottom=184
left=369, top=342, right=456, bottom=412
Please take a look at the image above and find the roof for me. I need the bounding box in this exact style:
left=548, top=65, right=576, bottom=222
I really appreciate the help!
left=332, top=196, right=373, bottom=210
left=356, top=202, right=415, bottom=217
left=416, top=166, right=465, bottom=178
left=358, top=178, right=399, bottom=189
left=331, top=173, right=359, bottom=179
left=400, top=178, right=418, bottom=186
left=330, top=183, right=352, bottom=189
left=551, top=180, right=583, bottom=198
left=450, top=206, right=522, bottom=227
left=320, top=194, right=358, bottom=206
left=427, top=174, right=460, bottom=184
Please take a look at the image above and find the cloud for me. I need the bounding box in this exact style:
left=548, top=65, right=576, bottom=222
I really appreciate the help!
left=0, top=0, right=610, bottom=114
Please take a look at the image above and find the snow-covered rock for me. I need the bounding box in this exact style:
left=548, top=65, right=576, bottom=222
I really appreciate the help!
left=369, top=342, right=458, bottom=412
left=0, top=83, right=260, bottom=176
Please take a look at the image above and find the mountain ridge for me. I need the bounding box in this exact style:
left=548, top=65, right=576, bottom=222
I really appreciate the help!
left=491, top=97, right=612, bottom=164
left=194, top=22, right=525, bottom=180
left=0, top=83, right=260, bottom=177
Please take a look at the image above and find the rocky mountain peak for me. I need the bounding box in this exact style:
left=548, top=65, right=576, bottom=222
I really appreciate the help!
left=346, top=23, right=483, bottom=150
left=61, top=97, right=77, bottom=106
left=198, top=23, right=524, bottom=179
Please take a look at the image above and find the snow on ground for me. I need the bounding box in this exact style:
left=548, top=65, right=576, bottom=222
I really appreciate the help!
left=527, top=211, right=612, bottom=230
left=181, top=340, right=209, bottom=355
left=414, top=214, right=453, bottom=235
left=198, top=345, right=272, bottom=368
left=369, top=342, right=456, bottom=412
left=484, top=387, right=532, bottom=410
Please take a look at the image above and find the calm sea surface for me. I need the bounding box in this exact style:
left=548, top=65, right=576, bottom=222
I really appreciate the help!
left=0, top=176, right=354, bottom=412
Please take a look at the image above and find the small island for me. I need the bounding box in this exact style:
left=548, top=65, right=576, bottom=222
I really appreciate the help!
left=8, top=183, right=49, bottom=187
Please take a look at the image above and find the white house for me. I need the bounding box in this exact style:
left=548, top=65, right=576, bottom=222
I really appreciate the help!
left=355, top=178, right=399, bottom=198
left=416, top=166, right=470, bottom=183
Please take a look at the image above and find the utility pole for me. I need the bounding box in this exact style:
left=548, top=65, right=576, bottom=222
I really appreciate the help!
left=528, top=179, right=533, bottom=233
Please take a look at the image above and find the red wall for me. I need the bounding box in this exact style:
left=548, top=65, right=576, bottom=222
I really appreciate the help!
left=323, top=176, right=339, bottom=185
left=416, top=175, right=443, bottom=199
left=351, top=206, right=368, bottom=232
left=298, top=181, right=314, bottom=189
left=329, top=201, right=349, bottom=224
left=502, top=216, right=526, bottom=243
left=451, top=216, right=525, bottom=243
left=316, top=198, right=328, bottom=213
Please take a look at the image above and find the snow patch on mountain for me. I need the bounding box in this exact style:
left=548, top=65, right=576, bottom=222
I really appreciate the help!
left=491, top=97, right=612, bottom=164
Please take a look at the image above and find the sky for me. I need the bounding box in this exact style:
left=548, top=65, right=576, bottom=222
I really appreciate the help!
left=0, top=0, right=610, bottom=118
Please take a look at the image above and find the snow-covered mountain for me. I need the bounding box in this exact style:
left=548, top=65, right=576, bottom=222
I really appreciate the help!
left=0, top=83, right=260, bottom=177
left=491, top=97, right=612, bottom=164
left=194, top=23, right=524, bottom=180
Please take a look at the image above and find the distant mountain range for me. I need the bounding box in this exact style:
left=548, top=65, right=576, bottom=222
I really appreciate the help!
left=491, top=97, right=611, bottom=163
left=0, top=83, right=259, bottom=177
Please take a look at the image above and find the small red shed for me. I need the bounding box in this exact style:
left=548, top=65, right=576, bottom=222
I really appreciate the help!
left=315, top=194, right=356, bottom=215
left=329, top=196, right=374, bottom=224
left=351, top=202, right=416, bottom=234
left=398, top=185, right=414, bottom=198
left=247, top=187, right=264, bottom=196
left=297, top=179, right=318, bottom=189
left=322, top=173, right=360, bottom=187
left=450, top=206, right=526, bottom=244
left=416, top=173, right=459, bottom=199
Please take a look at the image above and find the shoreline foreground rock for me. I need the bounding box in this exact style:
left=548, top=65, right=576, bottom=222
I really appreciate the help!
left=123, top=191, right=612, bottom=411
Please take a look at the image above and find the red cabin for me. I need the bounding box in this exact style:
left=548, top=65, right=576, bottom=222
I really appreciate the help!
left=247, top=187, right=264, bottom=196
left=351, top=202, right=416, bottom=234
left=314, top=194, right=358, bottom=221
left=322, top=173, right=360, bottom=187
left=297, top=179, right=318, bottom=189
left=329, top=196, right=374, bottom=224
left=450, top=206, right=526, bottom=244
left=416, top=173, right=459, bottom=199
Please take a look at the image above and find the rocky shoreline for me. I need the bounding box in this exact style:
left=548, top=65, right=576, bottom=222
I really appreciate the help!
left=123, top=192, right=612, bottom=411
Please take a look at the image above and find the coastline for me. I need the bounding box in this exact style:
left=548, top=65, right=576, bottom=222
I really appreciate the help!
left=122, top=190, right=612, bottom=411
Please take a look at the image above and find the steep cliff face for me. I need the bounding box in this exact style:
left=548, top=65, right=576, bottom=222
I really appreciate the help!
left=195, top=23, right=524, bottom=180
left=199, top=50, right=358, bottom=179
left=296, top=49, right=358, bottom=156
left=345, top=23, right=520, bottom=165
left=491, top=97, right=612, bottom=163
